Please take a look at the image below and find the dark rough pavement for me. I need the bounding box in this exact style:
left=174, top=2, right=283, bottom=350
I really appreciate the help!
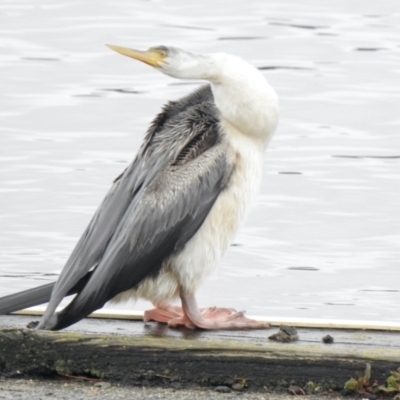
left=0, top=377, right=351, bottom=400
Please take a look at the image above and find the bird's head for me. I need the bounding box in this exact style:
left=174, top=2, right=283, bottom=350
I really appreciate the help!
left=107, top=44, right=216, bottom=81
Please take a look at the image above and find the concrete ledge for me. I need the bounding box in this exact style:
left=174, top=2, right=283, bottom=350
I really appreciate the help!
left=0, top=315, right=399, bottom=394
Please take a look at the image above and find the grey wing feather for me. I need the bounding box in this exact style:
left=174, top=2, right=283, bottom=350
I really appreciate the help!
left=47, top=144, right=228, bottom=330
left=37, top=85, right=230, bottom=330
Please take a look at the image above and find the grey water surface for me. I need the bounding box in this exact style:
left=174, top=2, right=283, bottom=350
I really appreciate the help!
left=1, top=0, right=399, bottom=322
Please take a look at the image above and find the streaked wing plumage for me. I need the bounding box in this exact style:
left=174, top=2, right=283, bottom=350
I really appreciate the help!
left=38, top=85, right=231, bottom=330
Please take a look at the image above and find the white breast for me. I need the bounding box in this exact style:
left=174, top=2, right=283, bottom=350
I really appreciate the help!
left=111, top=119, right=266, bottom=306
left=171, top=119, right=264, bottom=290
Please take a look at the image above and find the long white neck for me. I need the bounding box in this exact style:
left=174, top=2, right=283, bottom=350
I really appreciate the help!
left=206, top=53, right=279, bottom=147
left=160, top=49, right=279, bottom=147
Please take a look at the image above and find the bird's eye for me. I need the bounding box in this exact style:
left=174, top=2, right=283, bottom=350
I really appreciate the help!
left=148, top=46, right=168, bottom=60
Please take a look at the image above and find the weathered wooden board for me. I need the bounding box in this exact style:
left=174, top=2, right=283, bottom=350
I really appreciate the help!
left=12, top=306, right=400, bottom=331
left=0, top=314, right=399, bottom=394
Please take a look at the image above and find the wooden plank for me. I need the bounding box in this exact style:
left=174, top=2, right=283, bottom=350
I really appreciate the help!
left=0, top=314, right=399, bottom=395
left=12, top=306, right=400, bottom=331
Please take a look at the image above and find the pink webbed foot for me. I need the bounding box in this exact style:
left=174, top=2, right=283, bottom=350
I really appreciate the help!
left=167, top=306, right=266, bottom=330
left=181, top=294, right=270, bottom=330
left=144, top=304, right=239, bottom=328
left=166, top=307, right=233, bottom=329
left=167, top=313, right=196, bottom=329
left=144, top=295, right=270, bottom=330
left=143, top=304, right=208, bottom=329
left=189, top=307, right=269, bottom=330
left=144, top=304, right=183, bottom=324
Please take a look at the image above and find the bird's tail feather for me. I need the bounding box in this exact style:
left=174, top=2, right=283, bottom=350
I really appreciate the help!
left=0, top=271, right=94, bottom=316
left=0, top=283, right=55, bottom=315
left=46, top=299, right=100, bottom=331
left=43, top=280, right=107, bottom=331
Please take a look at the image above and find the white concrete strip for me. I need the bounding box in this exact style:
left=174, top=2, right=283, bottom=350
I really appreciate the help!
left=11, top=306, right=400, bottom=331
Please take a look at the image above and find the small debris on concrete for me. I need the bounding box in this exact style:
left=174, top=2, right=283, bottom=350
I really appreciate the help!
left=322, top=334, right=334, bottom=344
left=232, top=383, right=244, bottom=391
left=94, top=382, right=112, bottom=389
left=305, top=381, right=320, bottom=394
left=26, top=320, right=39, bottom=329
left=170, top=382, right=182, bottom=390
left=214, top=385, right=231, bottom=393
left=360, top=393, right=377, bottom=400
left=288, top=385, right=306, bottom=395
left=268, top=325, right=299, bottom=342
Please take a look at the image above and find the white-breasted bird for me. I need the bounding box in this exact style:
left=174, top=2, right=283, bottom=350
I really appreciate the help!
left=0, top=45, right=279, bottom=330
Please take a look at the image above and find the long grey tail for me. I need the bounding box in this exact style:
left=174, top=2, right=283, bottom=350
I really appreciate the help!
left=0, top=271, right=93, bottom=315
left=0, top=283, right=55, bottom=315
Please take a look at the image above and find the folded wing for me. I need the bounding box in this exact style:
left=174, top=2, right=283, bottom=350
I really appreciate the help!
left=37, top=86, right=231, bottom=330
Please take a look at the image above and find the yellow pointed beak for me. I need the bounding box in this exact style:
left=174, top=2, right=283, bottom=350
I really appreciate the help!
left=106, top=44, right=164, bottom=67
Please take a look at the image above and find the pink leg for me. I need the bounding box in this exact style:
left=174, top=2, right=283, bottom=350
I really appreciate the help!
left=144, top=303, right=200, bottom=329
left=169, top=292, right=270, bottom=330
left=144, top=304, right=237, bottom=329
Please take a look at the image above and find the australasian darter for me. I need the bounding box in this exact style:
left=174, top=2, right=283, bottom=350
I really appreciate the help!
left=0, top=44, right=279, bottom=330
